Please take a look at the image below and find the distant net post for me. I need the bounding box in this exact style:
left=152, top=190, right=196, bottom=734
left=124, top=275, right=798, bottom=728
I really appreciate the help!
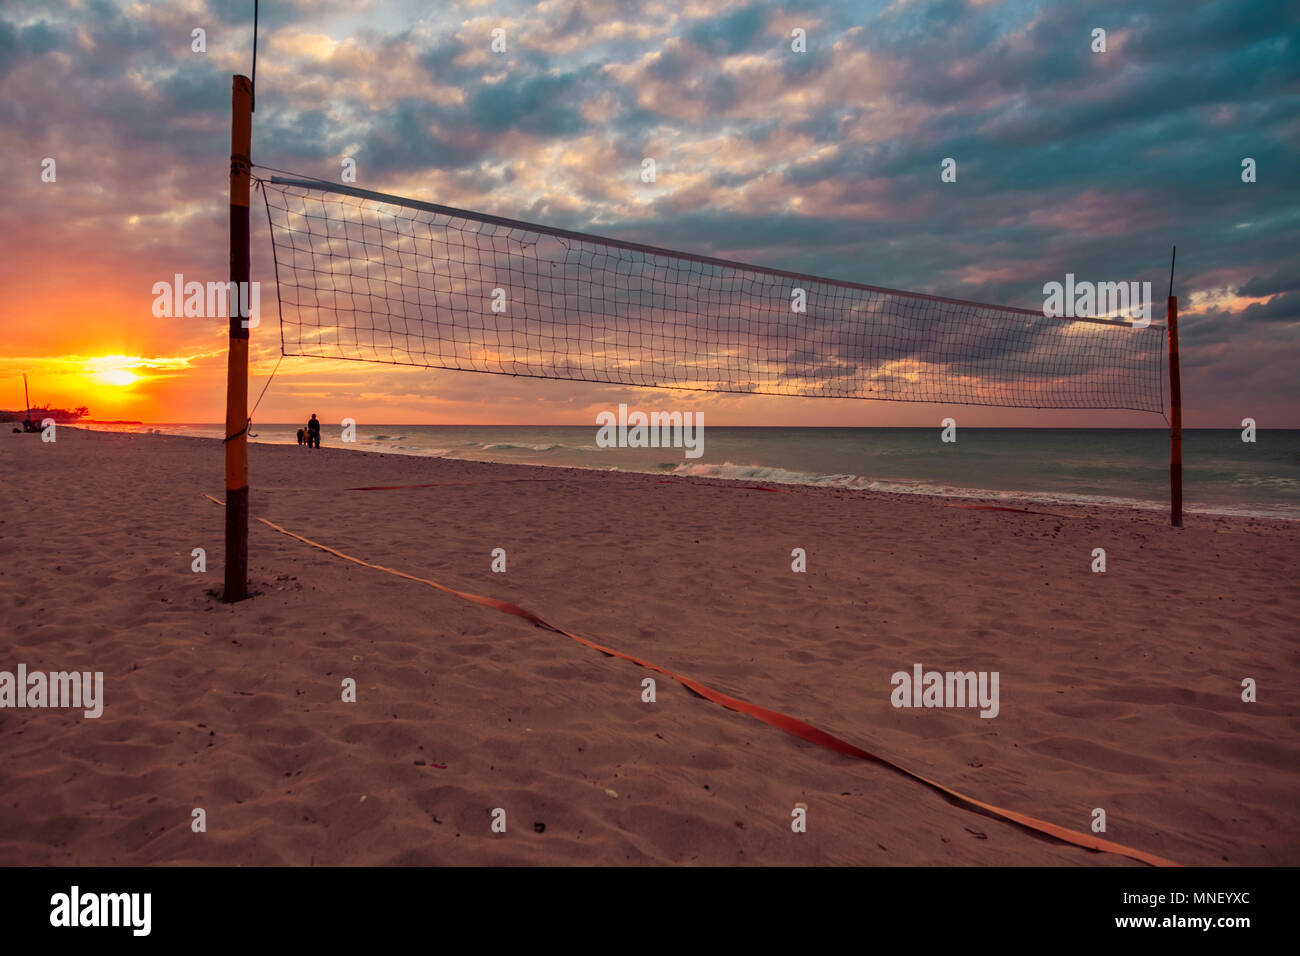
left=1167, top=293, right=1182, bottom=527
left=223, top=74, right=253, bottom=602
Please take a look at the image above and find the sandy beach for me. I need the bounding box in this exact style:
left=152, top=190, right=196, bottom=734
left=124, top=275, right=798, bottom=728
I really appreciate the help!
left=1, top=426, right=1297, bottom=866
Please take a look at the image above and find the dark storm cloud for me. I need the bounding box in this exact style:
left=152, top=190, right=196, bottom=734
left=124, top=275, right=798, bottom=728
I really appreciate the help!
left=466, top=68, right=590, bottom=135
left=1239, top=268, right=1300, bottom=298
left=416, top=31, right=471, bottom=79
left=3, top=16, right=66, bottom=58
left=159, top=58, right=232, bottom=115
left=1238, top=292, right=1300, bottom=323
left=359, top=98, right=483, bottom=170
left=683, top=4, right=766, bottom=56
left=644, top=42, right=694, bottom=82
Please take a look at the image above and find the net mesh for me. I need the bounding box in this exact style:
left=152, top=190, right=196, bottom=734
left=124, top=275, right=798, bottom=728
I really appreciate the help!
left=258, top=176, right=1165, bottom=412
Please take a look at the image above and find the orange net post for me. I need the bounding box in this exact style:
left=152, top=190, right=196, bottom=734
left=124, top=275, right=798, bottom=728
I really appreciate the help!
left=223, top=74, right=253, bottom=601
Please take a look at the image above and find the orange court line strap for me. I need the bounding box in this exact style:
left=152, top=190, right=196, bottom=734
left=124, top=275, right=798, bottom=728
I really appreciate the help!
left=350, top=478, right=789, bottom=493
left=654, top=480, right=791, bottom=493
left=347, top=478, right=562, bottom=491
left=201, top=492, right=1178, bottom=866
left=944, top=504, right=1070, bottom=517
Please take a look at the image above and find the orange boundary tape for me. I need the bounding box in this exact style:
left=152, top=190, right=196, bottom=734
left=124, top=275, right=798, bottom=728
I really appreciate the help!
left=354, top=478, right=791, bottom=494
left=656, top=479, right=790, bottom=493
left=944, top=504, right=1069, bottom=517
left=203, top=493, right=1178, bottom=866
left=348, top=478, right=562, bottom=491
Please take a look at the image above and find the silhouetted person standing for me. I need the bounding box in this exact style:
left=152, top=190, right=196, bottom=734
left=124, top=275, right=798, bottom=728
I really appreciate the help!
left=307, top=413, right=321, bottom=448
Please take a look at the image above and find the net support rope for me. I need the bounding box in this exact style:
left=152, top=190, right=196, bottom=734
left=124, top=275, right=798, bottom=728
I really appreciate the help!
left=256, top=172, right=1165, bottom=413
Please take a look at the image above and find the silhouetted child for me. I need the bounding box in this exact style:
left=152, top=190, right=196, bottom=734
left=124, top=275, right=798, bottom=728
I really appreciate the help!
left=297, top=428, right=306, bottom=446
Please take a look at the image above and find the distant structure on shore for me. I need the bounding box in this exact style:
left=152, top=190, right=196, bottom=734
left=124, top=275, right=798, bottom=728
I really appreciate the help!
left=1, top=405, right=89, bottom=423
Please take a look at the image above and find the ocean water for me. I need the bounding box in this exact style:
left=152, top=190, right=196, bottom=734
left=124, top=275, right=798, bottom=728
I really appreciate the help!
left=86, top=423, right=1300, bottom=520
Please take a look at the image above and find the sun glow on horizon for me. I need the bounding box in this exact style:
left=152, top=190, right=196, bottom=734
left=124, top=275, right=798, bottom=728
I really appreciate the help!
left=1, top=352, right=216, bottom=418
left=84, top=355, right=147, bottom=388
left=95, top=368, right=139, bottom=387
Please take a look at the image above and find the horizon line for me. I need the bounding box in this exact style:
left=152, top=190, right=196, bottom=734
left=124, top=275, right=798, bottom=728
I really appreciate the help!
left=76, top=422, right=1300, bottom=430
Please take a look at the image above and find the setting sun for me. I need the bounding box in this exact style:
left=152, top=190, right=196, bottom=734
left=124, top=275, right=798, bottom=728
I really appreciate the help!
left=95, top=368, right=138, bottom=387
left=83, top=354, right=147, bottom=389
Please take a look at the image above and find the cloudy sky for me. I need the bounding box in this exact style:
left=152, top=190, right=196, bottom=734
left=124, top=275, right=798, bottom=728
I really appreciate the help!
left=2, top=0, right=1297, bottom=426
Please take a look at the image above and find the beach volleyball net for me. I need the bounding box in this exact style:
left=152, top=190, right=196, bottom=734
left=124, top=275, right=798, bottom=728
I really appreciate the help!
left=257, top=174, right=1165, bottom=412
